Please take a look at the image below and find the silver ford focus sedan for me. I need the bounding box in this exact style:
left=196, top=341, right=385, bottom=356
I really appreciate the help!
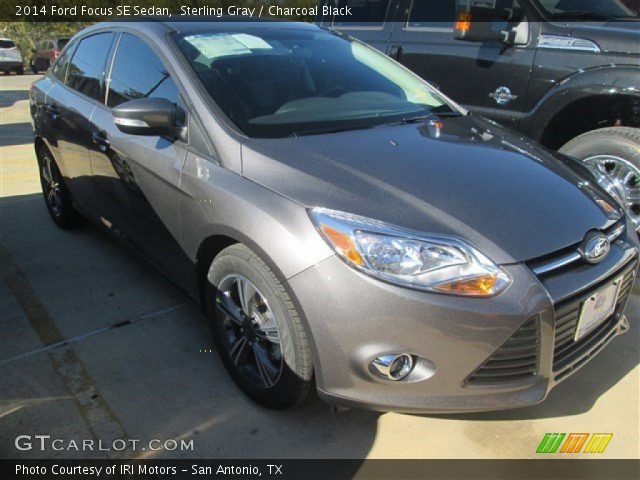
left=30, top=20, right=639, bottom=412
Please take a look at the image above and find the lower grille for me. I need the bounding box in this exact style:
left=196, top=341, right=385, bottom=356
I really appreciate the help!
left=466, top=317, right=539, bottom=385
left=552, top=263, right=636, bottom=381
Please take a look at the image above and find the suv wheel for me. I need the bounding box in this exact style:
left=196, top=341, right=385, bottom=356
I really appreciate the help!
left=560, top=127, right=640, bottom=232
left=205, top=244, right=313, bottom=409
left=37, top=147, right=85, bottom=229
left=16, top=66, right=23, bottom=75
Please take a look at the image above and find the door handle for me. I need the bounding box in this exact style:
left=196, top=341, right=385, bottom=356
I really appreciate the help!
left=44, top=104, right=59, bottom=120
left=389, top=45, right=404, bottom=62
left=92, top=130, right=110, bottom=152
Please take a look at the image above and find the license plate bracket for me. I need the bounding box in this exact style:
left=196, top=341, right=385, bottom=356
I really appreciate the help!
left=574, top=278, right=622, bottom=341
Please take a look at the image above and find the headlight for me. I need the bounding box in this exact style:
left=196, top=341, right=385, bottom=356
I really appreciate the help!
left=310, top=208, right=510, bottom=297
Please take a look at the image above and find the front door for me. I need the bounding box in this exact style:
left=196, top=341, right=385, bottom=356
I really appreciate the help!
left=388, top=0, right=535, bottom=130
left=89, top=33, right=194, bottom=292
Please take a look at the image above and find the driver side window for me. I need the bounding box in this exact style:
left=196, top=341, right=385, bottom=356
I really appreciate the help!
left=106, top=34, right=182, bottom=109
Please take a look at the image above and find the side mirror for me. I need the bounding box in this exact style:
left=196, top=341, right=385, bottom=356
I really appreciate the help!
left=454, top=6, right=528, bottom=45
left=112, top=97, right=186, bottom=140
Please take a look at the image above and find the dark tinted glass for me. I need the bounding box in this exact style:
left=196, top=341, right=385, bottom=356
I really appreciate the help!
left=65, top=33, right=114, bottom=101
left=52, top=42, right=77, bottom=82
left=57, top=39, right=69, bottom=50
left=107, top=34, right=180, bottom=108
left=0, top=40, right=16, bottom=48
left=408, top=0, right=457, bottom=28
left=175, top=29, right=455, bottom=138
left=333, top=0, right=390, bottom=26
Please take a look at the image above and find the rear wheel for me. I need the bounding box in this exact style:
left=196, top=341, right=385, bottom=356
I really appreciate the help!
left=205, top=244, right=313, bottom=409
left=37, top=147, right=85, bottom=229
left=16, top=66, right=23, bottom=75
left=560, top=127, right=640, bottom=233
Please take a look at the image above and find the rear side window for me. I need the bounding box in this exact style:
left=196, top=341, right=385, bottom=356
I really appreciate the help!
left=57, top=39, right=69, bottom=50
left=52, top=41, right=77, bottom=82
left=333, top=0, right=391, bottom=27
left=107, top=34, right=181, bottom=108
left=0, top=40, right=16, bottom=48
left=65, top=33, right=114, bottom=101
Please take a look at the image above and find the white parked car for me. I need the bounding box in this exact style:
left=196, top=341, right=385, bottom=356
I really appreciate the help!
left=0, top=38, right=24, bottom=75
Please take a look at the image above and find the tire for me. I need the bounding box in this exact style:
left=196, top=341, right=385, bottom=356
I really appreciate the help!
left=37, top=146, right=85, bottom=229
left=16, top=66, right=23, bottom=75
left=559, top=127, right=640, bottom=232
left=205, top=244, right=313, bottom=409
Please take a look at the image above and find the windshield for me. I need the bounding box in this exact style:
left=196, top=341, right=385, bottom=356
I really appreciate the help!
left=174, top=27, right=459, bottom=138
left=0, top=40, right=16, bottom=49
left=534, top=0, right=638, bottom=19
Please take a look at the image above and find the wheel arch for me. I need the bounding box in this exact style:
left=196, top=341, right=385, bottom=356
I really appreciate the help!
left=521, top=65, right=640, bottom=148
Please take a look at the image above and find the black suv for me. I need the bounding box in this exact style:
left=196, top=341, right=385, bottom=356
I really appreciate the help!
left=317, top=0, right=640, bottom=231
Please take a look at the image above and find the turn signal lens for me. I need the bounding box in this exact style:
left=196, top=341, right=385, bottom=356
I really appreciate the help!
left=320, top=224, right=365, bottom=266
left=455, top=12, right=472, bottom=31
left=434, top=274, right=506, bottom=297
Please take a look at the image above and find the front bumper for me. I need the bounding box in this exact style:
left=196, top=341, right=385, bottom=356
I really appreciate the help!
left=287, top=232, right=638, bottom=413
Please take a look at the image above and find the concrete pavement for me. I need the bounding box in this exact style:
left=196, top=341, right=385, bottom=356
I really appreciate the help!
left=1, top=73, right=638, bottom=460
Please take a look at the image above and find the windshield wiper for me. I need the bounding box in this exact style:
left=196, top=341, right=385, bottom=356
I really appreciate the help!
left=379, top=112, right=463, bottom=128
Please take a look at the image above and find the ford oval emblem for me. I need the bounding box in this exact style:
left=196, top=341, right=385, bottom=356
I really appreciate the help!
left=580, top=232, right=610, bottom=264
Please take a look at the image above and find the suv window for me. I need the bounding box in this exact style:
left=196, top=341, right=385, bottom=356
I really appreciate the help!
left=0, top=40, right=16, bottom=48
left=407, top=0, right=457, bottom=28
left=333, top=0, right=391, bottom=27
left=52, top=41, right=77, bottom=82
left=57, top=39, right=69, bottom=50
left=107, top=34, right=181, bottom=108
left=65, top=33, right=114, bottom=101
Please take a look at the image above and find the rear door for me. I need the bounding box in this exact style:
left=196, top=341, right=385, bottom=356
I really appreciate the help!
left=44, top=32, right=115, bottom=215
left=388, top=0, right=535, bottom=130
left=89, top=32, right=193, bottom=288
left=317, top=0, right=400, bottom=53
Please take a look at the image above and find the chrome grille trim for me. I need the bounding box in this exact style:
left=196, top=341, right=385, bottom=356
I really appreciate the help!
left=530, top=222, right=626, bottom=276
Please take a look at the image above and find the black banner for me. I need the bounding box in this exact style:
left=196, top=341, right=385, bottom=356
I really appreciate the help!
left=2, top=459, right=640, bottom=480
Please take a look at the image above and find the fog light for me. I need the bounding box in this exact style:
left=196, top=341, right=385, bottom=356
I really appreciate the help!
left=370, top=354, right=414, bottom=381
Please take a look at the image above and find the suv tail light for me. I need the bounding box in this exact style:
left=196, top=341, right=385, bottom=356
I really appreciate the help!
left=53, top=49, right=60, bottom=59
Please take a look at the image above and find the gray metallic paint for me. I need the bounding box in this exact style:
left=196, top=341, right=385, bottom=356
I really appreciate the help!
left=31, top=20, right=640, bottom=412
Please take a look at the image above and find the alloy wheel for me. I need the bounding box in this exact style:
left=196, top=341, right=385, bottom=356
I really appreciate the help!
left=583, top=155, right=640, bottom=232
left=41, top=155, right=62, bottom=216
left=215, top=274, right=283, bottom=389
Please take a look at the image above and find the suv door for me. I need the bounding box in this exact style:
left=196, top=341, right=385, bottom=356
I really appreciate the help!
left=89, top=33, right=194, bottom=289
left=44, top=32, right=115, bottom=215
left=317, top=0, right=400, bottom=53
left=388, top=0, right=535, bottom=130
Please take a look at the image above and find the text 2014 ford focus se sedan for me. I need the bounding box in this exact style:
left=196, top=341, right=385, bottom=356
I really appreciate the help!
left=30, top=20, right=639, bottom=412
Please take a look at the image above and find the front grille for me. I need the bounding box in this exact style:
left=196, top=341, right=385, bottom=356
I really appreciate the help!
left=552, top=263, right=636, bottom=381
left=466, top=317, right=540, bottom=385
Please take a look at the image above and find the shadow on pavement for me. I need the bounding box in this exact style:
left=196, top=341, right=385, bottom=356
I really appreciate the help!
left=0, top=193, right=379, bottom=461
left=0, top=122, right=33, bottom=147
left=0, top=89, right=29, bottom=109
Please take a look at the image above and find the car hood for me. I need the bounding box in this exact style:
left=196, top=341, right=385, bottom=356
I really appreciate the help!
left=240, top=115, right=620, bottom=264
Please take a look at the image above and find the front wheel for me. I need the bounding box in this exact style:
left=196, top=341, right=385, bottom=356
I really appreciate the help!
left=205, top=244, right=314, bottom=409
left=560, top=127, right=640, bottom=232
